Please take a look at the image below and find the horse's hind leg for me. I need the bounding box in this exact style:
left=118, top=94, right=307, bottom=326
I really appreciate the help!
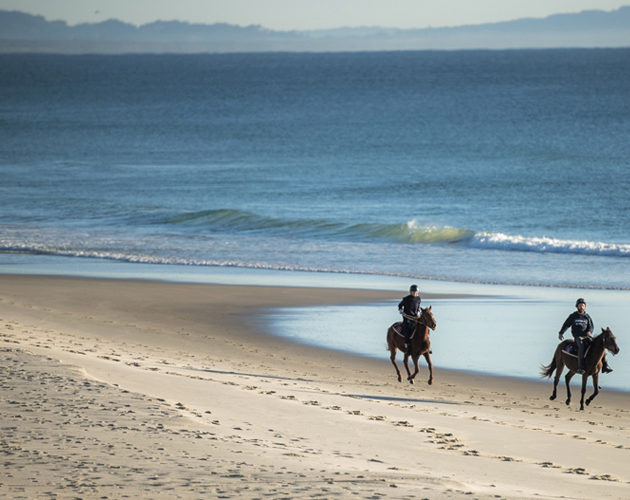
left=550, top=352, right=563, bottom=401
left=549, top=376, right=558, bottom=400
left=389, top=348, right=402, bottom=383
left=550, top=367, right=562, bottom=400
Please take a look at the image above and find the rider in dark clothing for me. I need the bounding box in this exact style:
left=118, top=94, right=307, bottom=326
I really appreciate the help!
left=558, top=298, right=612, bottom=374
left=398, top=284, right=421, bottom=355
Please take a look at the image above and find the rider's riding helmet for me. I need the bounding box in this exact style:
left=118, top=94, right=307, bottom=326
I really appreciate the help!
left=575, top=298, right=586, bottom=307
left=410, top=284, right=418, bottom=292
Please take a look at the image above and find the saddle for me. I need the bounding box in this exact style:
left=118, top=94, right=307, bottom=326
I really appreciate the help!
left=392, top=322, right=415, bottom=340
left=562, top=337, right=592, bottom=358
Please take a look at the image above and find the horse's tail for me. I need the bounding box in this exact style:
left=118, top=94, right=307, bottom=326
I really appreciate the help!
left=540, top=356, right=557, bottom=378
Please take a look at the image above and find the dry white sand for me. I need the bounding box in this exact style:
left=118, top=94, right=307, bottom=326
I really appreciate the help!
left=1, top=275, right=629, bottom=499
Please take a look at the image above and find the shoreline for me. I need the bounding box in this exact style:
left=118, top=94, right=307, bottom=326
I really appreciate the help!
left=2, top=274, right=630, bottom=498
left=1, top=273, right=627, bottom=395
left=3, top=253, right=630, bottom=291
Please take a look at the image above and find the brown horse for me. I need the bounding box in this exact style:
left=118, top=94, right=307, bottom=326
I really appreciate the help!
left=541, top=327, right=620, bottom=410
left=386, top=306, right=437, bottom=385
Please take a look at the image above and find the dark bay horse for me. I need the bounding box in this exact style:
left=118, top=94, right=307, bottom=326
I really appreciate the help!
left=541, top=327, right=620, bottom=410
left=386, top=306, right=437, bottom=385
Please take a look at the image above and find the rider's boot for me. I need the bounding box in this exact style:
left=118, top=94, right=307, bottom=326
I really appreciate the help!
left=576, top=356, right=585, bottom=374
left=602, top=359, right=613, bottom=373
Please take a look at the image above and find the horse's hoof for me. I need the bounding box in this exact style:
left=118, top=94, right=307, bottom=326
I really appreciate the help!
left=580, top=405, right=585, bottom=411
left=409, top=379, right=414, bottom=385
left=565, top=399, right=571, bottom=406
left=549, top=395, right=556, bottom=401
left=427, top=380, right=433, bottom=385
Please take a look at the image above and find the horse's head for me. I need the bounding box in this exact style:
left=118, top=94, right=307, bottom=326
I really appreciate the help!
left=420, top=306, right=436, bottom=331
left=601, top=327, right=620, bottom=355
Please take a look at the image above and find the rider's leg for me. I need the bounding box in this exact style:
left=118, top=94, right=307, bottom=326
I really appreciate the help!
left=602, top=353, right=613, bottom=373
left=575, top=336, right=585, bottom=373
left=402, top=321, right=412, bottom=355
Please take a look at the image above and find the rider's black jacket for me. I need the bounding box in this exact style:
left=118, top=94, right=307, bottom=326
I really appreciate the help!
left=559, top=312, right=593, bottom=338
left=398, top=294, right=421, bottom=320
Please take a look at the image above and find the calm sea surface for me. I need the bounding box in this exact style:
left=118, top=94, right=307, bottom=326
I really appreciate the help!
left=1, top=50, right=628, bottom=389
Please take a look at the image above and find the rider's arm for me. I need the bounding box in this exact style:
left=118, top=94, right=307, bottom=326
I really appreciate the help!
left=558, top=314, right=572, bottom=339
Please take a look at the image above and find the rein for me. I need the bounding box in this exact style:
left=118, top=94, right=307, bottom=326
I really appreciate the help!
left=401, top=312, right=431, bottom=329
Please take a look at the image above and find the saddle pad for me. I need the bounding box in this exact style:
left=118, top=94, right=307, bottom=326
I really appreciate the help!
left=392, top=322, right=415, bottom=339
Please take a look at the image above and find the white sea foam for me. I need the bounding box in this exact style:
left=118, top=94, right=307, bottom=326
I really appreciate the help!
left=471, top=232, right=630, bottom=257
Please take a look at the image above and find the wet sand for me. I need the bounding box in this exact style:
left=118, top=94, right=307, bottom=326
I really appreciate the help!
left=1, top=274, right=629, bottom=499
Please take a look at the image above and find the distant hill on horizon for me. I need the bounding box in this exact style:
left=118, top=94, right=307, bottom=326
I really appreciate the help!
left=1, top=7, right=630, bottom=54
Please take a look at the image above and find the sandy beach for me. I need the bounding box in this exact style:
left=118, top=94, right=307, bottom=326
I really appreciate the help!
left=1, top=274, right=629, bottom=499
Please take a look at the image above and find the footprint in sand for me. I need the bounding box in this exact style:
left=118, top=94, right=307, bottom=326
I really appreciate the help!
left=565, top=467, right=588, bottom=475
left=538, top=461, right=561, bottom=469
left=463, top=449, right=480, bottom=456
left=589, top=474, right=619, bottom=481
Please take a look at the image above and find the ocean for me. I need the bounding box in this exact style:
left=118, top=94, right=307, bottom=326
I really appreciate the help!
left=1, top=50, right=628, bottom=389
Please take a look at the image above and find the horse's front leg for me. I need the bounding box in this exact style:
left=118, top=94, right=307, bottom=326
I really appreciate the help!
left=585, top=373, right=600, bottom=408
left=423, top=351, right=433, bottom=385
left=407, top=354, right=420, bottom=384
left=579, top=373, right=589, bottom=411
left=403, top=353, right=413, bottom=383
left=390, top=348, right=402, bottom=383
left=565, top=371, right=574, bottom=406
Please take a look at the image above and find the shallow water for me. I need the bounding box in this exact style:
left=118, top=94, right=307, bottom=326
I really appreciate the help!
left=267, top=282, right=629, bottom=392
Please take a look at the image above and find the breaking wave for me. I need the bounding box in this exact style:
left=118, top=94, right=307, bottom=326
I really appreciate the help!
left=2, top=210, right=628, bottom=268
left=163, top=209, right=474, bottom=244
left=163, top=209, right=630, bottom=257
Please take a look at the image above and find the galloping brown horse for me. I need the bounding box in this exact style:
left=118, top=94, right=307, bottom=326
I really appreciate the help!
left=541, top=327, right=620, bottom=410
left=386, top=306, right=436, bottom=385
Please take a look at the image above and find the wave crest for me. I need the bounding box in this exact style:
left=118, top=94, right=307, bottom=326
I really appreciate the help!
left=165, top=209, right=473, bottom=244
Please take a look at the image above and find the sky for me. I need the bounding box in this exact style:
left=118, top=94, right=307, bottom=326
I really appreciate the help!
left=1, top=0, right=629, bottom=31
